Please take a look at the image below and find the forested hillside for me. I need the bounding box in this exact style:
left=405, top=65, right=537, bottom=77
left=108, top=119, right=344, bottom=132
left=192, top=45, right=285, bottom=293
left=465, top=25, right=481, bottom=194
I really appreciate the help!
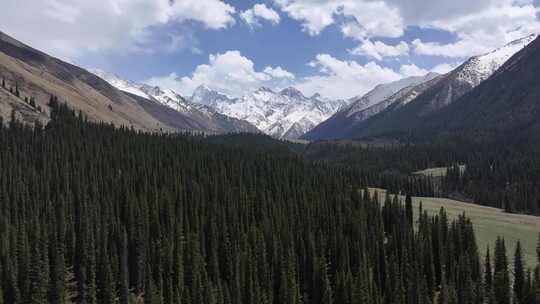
left=1, top=102, right=535, bottom=304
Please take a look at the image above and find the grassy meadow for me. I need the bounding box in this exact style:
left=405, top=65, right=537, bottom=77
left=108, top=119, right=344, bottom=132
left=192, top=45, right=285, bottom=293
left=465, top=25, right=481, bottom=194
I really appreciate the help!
left=369, top=188, right=540, bottom=267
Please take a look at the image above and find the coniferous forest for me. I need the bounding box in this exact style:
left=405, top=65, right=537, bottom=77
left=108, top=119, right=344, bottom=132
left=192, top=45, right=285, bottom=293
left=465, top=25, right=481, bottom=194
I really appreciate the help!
left=1, top=102, right=539, bottom=304
left=301, top=140, right=540, bottom=216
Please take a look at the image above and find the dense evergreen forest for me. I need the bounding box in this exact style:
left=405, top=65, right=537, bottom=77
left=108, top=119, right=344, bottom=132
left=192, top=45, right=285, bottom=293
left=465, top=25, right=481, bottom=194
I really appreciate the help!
left=298, top=140, right=540, bottom=216
left=1, top=101, right=538, bottom=303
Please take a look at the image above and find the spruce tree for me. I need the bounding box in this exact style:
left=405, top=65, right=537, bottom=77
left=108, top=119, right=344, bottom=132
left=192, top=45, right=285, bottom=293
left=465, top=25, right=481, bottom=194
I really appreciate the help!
left=484, top=246, right=494, bottom=304
left=405, top=194, right=413, bottom=226
left=514, top=241, right=525, bottom=304
left=493, top=237, right=510, bottom=304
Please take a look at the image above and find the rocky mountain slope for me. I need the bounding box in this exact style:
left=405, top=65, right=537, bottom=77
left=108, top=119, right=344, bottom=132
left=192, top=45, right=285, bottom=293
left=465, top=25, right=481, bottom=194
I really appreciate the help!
left=91, top=70, right=258, bottom=134
left=304, top=73, right=440, bottom=140
left=0, top=31, right=257, bottom=134
left=190, top=85, right=347, bottom=139
left=415, top=34, right=540, bottom=142
left=306, top=33, right=538, bottom=140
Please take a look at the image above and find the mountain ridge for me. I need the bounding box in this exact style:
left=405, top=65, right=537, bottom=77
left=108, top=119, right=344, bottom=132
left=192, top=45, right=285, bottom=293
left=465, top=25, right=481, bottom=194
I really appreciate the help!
left=305, top=33, right=538, bottom=141
left=0, top=31, right=258, bottom=134
left=189, top=84, right=348, bottom=139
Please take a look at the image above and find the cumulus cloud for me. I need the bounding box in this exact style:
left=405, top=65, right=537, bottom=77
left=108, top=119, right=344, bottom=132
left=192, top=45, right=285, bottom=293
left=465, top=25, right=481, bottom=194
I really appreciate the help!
left=146, top=50, right=295, bottom=97
left=412, top=4, right=540, bottom=58
left=275, top=0, right=404, bottom=38
left=350, top=40, right=409, bottom=60
left=294, top=54, right=405, bottom=99
left=241, top=4, right=281, bottom=27
left=148, top=52, right=452, bottom=100
left=412, top=38, right=489, bottom=58
left=399, top=64, right=429, bottom=77
left=0, top=0, right=236, bottom=59
left=263, top=66, right=295, bottom=79
left=431, top=63, right=461, bottom=74
left=275, top=0, right=540, bottom=59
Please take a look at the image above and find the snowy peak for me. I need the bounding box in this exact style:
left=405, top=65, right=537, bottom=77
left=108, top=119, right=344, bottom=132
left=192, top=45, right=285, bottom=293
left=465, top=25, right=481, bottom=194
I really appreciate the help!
left=256, top=86, right=275, bottom=94
left=91, top=69, right=150, bottom=99
left=345, top=72, right=439, bottom=117
left=188, top=85, right=347, bottom=139
left=456, top=34, right=538, bottom=87
left=90, top=69, right=192, bottom=113
left=280, top=87, right=305, bottom=99
left=191, top=85, right=235, bottom=108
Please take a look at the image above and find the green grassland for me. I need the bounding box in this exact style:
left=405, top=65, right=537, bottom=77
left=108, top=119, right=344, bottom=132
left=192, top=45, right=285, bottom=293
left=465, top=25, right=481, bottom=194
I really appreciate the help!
left=370, top=188, right=540, bottom=267
left=413, top=165, right=466, bottom=178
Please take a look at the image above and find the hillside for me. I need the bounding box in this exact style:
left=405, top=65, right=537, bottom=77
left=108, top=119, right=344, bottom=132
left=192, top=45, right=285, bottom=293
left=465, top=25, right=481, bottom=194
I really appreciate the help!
left=416, top=34, right=540, bottom=142
left=314, top=34, right=538, bottom=141
left=304, top=73, right=440, bottom=140
left=0, top=31, right=257, bottom=134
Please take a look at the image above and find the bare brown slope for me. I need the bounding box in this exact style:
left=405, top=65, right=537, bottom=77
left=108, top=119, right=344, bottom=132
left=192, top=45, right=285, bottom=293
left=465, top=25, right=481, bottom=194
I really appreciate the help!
left=0, top=31, right=259, bottom=134
left=0, top=31, right=174, bottom=131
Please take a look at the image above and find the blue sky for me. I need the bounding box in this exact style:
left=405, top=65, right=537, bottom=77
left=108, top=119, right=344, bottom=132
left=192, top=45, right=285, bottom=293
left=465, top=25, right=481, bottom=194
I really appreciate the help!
left=1, top=0, right=540, bottom=99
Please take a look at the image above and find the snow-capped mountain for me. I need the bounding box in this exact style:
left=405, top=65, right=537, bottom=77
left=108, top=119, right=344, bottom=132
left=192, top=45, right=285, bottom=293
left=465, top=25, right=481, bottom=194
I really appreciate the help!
left=304, top=33, right=538, bottom=140
left=455, top=34, right=538, bottom=87
left=189, top=85, right=348, bottom=139
left=191, top=85, right=235, bottom=108
left=417, top=33, right=539, bottom=111
left=303, top=73, right=440, bottom=140
left=90, top=70, right=259, bottom=134
left=344, top=72, right=440, bottom=118
left=91, top=69, right=191, bottom=112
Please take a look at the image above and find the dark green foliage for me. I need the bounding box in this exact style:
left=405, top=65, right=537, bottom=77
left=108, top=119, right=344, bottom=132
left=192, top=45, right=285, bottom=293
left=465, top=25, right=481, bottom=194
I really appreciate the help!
left=494, top=237, right=511, bottom=304
left=515, top=241, right=526, bottom=304
left=484, top=247, right=494, bottom=304
left=0, top=102, right=529, bottom=304
left=405, top=194, right=413, bottom=226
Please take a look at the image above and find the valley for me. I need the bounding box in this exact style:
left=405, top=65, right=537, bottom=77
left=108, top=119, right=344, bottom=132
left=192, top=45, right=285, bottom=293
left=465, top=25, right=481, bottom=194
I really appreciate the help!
left=2, top=10, right=540, bottom=304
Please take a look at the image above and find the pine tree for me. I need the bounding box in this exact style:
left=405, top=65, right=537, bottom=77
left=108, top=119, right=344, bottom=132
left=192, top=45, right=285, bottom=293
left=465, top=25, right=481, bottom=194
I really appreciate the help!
left=484, top=246, right=494, bottom=304
left=514, top=241, right=525, bottom=304
left=493, top=237, right=510, bottom=304
left=405, top=194, right=413, bottom=226
left=27, top=229, right=49, bottom=304
left=536, top=233, right=540, bottom=266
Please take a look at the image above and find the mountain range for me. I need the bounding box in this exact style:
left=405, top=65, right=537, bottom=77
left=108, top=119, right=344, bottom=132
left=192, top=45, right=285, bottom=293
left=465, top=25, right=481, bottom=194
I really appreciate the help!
left=1, top=29, right=539, bottom=144
left=304, top=33, right=538, bottom=141
left=189, top=85, right=348, bottom=139
left=94, top=71, right=348, bottom=139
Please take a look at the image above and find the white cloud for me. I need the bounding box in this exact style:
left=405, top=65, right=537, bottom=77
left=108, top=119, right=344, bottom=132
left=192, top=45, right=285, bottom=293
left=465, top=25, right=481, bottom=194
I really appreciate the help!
left=430, top=63, right=460, bottom=74
left=275, top=0, right=404, bottom=38
left=275, top=0, right=540, bottom=59
left=412, top=4, right=540, bottom=58
left=399, top=64, right=429, bottom=77
left=146, top=50, right=294, bottom=97
left=241, top=4, right=281, bottom=27
left=350, top=40, right=409, bottom=60
left=148, top=52, right=444, bottom=100
left=295, top=54, right=404, bottom=99
left=264, top=66, right=295, bottom=79
left=0, top=0, right=236, bottom=59
left=411, top=39, right=490, bottom=58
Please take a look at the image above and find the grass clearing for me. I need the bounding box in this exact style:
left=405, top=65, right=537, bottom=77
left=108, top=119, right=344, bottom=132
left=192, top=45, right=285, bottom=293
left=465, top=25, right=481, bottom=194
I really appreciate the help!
left=413, top=165, right=466, bottom=178
left=369, top=188, right=540, bottom=267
